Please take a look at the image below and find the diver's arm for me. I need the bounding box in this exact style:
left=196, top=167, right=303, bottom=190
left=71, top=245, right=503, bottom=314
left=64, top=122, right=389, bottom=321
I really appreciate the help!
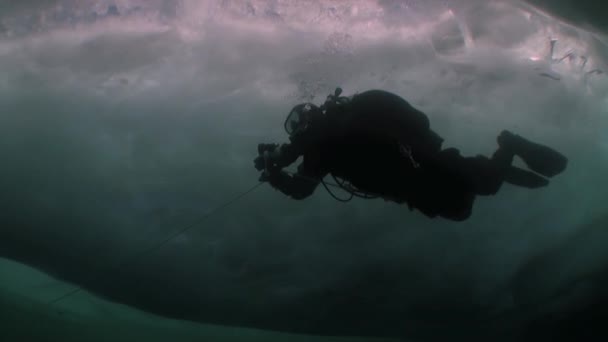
left=269, top=143, right=301, bottom=168
left=267, top=159, right=325, bottom=200
left=255, top=141, right=303, bottom=172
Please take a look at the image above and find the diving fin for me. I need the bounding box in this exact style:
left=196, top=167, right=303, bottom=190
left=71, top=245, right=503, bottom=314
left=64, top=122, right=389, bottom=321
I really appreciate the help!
left=505, top=166, right=549, bottom=188
left=498, top=130, right=568, bottom=178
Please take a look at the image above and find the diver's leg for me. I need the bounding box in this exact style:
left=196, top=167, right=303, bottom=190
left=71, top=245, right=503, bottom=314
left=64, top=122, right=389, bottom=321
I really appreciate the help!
left=423, top=148, right=477, bottom=221
left=476, top=144, right=549, bottom=193
left=504, top=166, right=550, bottom=188
left=465, top=150, right=511, bottom=196
left=497, top=130, right=568, bottom=177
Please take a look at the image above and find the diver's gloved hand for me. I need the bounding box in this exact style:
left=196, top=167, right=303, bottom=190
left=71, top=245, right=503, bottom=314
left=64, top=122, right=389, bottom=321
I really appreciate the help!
left=258, top=170, right=271, bottom=182
left=257, top=143, right=279, bottom=155
left=254, top=155, right=265, bottom=171
left=258, top=166, right=280, bottom=182
left=254, top=143, right=279, bottom=171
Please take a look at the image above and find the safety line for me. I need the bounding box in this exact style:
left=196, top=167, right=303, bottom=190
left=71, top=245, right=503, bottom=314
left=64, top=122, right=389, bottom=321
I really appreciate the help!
left=47, top=181, right=264, bottom=306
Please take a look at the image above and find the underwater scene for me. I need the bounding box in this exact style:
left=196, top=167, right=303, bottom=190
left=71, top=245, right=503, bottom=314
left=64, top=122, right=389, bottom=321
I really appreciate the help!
left=1, top=1, right=608, bottom=341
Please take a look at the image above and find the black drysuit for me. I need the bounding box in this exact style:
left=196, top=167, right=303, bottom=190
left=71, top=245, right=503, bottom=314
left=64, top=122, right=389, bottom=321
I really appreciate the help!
left=265, top=90, right=523, bottom=221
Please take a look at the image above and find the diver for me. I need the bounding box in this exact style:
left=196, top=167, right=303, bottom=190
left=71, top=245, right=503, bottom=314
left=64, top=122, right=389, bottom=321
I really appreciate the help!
left=253, top=88, right=568, bottom=221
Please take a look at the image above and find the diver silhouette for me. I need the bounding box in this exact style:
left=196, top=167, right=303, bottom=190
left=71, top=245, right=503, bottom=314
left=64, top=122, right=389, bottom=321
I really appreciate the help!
left=254, top=88, right=568, bottom=221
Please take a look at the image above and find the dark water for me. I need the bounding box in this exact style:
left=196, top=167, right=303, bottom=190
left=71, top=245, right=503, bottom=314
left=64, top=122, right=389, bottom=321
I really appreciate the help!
left=1, top=1, right=607, bottom=341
